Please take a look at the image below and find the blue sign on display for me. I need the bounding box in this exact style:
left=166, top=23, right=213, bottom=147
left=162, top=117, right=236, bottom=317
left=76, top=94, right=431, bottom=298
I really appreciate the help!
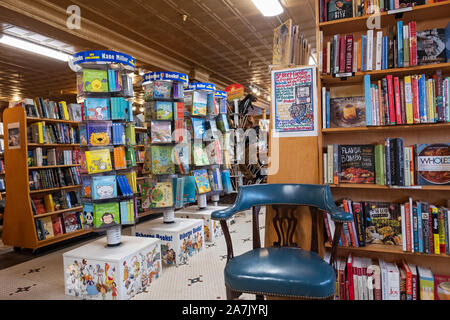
left=72, top=50, right=136, bottom=69
left=143, top=71, right=189, bottom=86
left=187, top=82, right=216, bottom=92
left=214, top=90, right=227, bottom=99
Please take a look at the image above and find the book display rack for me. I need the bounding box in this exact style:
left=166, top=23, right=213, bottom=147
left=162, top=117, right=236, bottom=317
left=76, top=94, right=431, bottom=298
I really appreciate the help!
left=315, top=0, right=450, bottom=276
left=71, top=50, right=138, bottom=247
left=2, top=101, right=86, bottom=250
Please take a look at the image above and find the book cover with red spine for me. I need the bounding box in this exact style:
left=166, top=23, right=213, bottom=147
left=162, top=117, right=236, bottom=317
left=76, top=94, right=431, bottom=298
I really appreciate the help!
left=387, top=75, right=396, bottom=124
left=401, top=260, right=413, bottom=300
left=338, top=258, right=347, bottom=300
left=345, top=35, right=354, bottom=73
left=408, top=21, right=417, bottom=66
left=343, top=200, right=356, bottom=247
left=400, top=78, right=406, bottom=124
left=411, top=75, right=420, bottom=123
left=428, top=206, right=434, bottom=254
left=347, top=253, right=354, bottom=300
left=405, top=202, right=412, bottom=252
left=340, top=36, right=346, bottom=73
left=394, top=76, right=402, bottom=124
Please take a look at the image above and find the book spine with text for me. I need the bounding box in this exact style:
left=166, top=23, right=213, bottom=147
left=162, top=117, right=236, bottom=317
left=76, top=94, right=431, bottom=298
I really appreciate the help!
left=345, top=35, right=354, bottom=73
left=367, top=30, right=374, bottom=71
left=340, top=36, right=346, bottom=73
left=387, top=75, right=396, bottom=124
left=376, top=31, right=383, bottom=70
left=397, top=21, right=403, bottom=67
left=404, top=75, right=413, bottom=124
left=394, top=77, right=402, bottom=124
left=408, top=21, right=417, bottom=66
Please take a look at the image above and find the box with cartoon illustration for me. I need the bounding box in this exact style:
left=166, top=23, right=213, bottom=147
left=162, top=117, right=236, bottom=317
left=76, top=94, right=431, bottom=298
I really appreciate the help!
left=175, top=206, right=231, bottom=243
left=63, top=235, right=161, bottom=300
left=134, top=217, right=204, bottom=266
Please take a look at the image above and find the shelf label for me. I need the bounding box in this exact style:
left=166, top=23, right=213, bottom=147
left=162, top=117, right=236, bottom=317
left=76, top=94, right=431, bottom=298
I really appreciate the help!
left=143, top=71, right=189, bottom=86
left=73, top=50, right=135, bottom=69
left=387, top=7, right=412, bottom=15
left=186, top=82, right=216, bottom=92
left=214, top=90, right=227, bottom=99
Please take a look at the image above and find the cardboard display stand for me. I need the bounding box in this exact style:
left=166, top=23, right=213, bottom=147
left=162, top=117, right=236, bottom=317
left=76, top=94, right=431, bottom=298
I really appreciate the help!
left=63, top=235, right=161, bottom=300
left=134, top=217, right=204, bottom=266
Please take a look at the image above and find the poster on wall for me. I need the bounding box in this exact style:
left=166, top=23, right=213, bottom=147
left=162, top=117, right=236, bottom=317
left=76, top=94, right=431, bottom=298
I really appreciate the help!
left=271, top=66, right=318, bottom=137
left=7, top=122, right=21, bottom=150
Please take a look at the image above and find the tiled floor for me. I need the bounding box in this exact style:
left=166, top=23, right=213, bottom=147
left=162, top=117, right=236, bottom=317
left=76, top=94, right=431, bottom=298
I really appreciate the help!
left=0, top=209, right=265, bottom=300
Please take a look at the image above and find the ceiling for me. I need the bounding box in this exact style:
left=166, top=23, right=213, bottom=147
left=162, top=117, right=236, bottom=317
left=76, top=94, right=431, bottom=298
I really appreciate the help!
left=0, top=0, right=316, bottom=104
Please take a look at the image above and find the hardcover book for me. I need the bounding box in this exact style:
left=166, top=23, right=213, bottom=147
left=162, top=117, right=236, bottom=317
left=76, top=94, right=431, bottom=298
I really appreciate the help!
left=272, top=19, right=292, bottom=65
left=93, top=202, right=120, bottom=229
left=85, top=149, right=113, bottom=174
left=415, top=144, right=450, bottom=185
left=364, top=202, right=402, bottom=245
left=417, top=28, right=446, bottom=65
left=338, top=144, right=375, bottom=184
left=39, top=216, right=54, bottom=238
left=327, top=0, right=353, bottom=22
left=183, top=176, right=196, bottom=204
left=192, top=91, right=208, bottom=116
left=151, top=145, right=175, bottom=175
left=193, top=169, right=212, bottom=194
left=192, top=143, right=210, bottom=166
left=216, top=114, right=230, bottom=132
left=84, top=98, right=110, bottom=120
left=153, top=81, right=172, bottom=100
left=150, top=181, right=174, bottom=208
left=330, top=85, right=366, bottom=128
left=150, top=120, right=172, bottom=144
left=153, top=101, right=173, bottom=120
left=191, top=117, right=206, bottom=140
left=82, top=69, right=109, bottom=93
left=92, top=175, right=117, bottom=200
left=86, top=121, right=112, bottom=146
left=434, top=274, right=450, bottom=300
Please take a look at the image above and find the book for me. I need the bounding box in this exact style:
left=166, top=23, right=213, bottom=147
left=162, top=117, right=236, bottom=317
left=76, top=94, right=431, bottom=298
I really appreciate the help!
left=272, top=19, right=293, bottom=65
left=152, top=81, right=172, bottom=100
left=149, top=181, right=173, bottom=208
left=327, top=0, right=353, bottom=21
left=113, top=146, right=127, bottom=169
left=364, top=201, right=402, bottom=245
left=93, top=202, right=120, bottom=229
left=338, top=144, right=375, bottom=184
left=208, top=167, right=223, bottom=192
left=434, top=274, right=450, bottom=300
left=150, top=120, right=172, bottom=144
left=92, top=175, right=117, bottom=200
left=417, top=28, right=446, bottom=65
left=417, top=266, right=434, bottom=300
left=51, top=215, right=64, bottom=236
left=415, top=144, right=450, bottom=185
left=205, top=140, right=223, bottom=165
left=84, top=98, right=110, bottom=120
left=192, top=143, right=210, bottom=166
left=39, top=216, right=54, bottom=239
left=82, top=69, right=109, bottom=92
left=151, top=145, right=175, bottom=175
left=191, top=117, right=206, bottom=140
left=153, top=101, right=173, bottom=120
left=85, top=149, right=112, bottom=174
left=192, top=91, right=208, bottom=116
left=86, top=121, right=112, bottom=146
left=329, top=85, right=366, bottom=128
left=63, top=213, right=80, bottom=232
left=193, top=169, right=212, bottom=194
left=216, top=114, right=230, bottom=132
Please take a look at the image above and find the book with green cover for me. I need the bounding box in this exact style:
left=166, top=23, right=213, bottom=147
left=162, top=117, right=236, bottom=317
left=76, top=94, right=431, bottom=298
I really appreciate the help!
left=374, top=144, right=385, bottom=185
left=150, top=181, right=173, bottom=208
left=83, top=69, right=109, bottom=92
left=93, top=202, right=120, bottom=229
left=192, top=143, right=210, bottom=166
left=151, top=145, right=175, bottom=175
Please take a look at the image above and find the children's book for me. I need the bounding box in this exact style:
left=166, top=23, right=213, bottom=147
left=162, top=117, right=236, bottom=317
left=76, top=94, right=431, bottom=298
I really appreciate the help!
left=51, top=215, right=64, bottom=236
left=207, top=92, right=219, bottom=115
left=92, top=175, right=117, bottom=200
left=83, top=69, right=109, bottom=92
left=154, top=101, right=173, bottom=120
left=93, top=202, right=120, bottom=229
left=125, top=124, right=136, bottom=145
left=86, top=121, right=112, bottom=146
left=174, top=119, right=185, bottom=143
left=173, top=177, right=185, bottom=208
left=63, top=213, right=80, bottom=232
left=206, top=140, right=223, bottom=165
left=208, top=167, right=223, bottom=192
left=151, top=145, right=175, bottom=175
left=82, top=203, right=94, bottom=229
left=193, top=169, right=212, bottom=194
left=183, top=176, right=196, bottom=204
left=120, top=200, right=135, bottom=225
left=117, top=175, right=133, bottom=196
left=139, top=183, right=153, bottom=212
left=153, top=81, right=172, bottom=99
left=82, top=178, right=92, bottom=198
left=150, top=120, right=172, bottom=144
left=85, top=149, right=113, bottom=174
left=192, top=143, right=210, bottom=166
left=174, top=101, right=184, bottom=120
left=150, top=181, right=174, bottom=208
left=39, top=216, right=54, bottom=238
left=125, top=147, right=136, bottom=167
left=216, top=114, right=230, bottom=132
left=173, top=144, right=190, bottom=174
left=112, top=123, right=126, bottom=145
left=192, top=91, right=208, bottom=116
left=221, top=170, right=233, bottom=193
left=205, top=119, right=220, bottom=140
left=191, top=117, right=206, bottom=140
left=173, top=82, right=185, bottom=100
left=84, top=98, right=110, bottom=120
left=113, top=146, right=127, bottom=169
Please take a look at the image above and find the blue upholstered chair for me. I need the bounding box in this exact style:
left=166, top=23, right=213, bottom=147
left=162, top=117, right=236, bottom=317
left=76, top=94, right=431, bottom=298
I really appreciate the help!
left=211, top=184, right=352, bottom=300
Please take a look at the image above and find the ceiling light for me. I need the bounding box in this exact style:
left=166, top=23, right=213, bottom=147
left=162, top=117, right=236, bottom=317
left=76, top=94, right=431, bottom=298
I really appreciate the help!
left=0, top=34, right=71, bottom=62
left=252, top=87, right=258, bottom=94
left=257, top=91, right=261, bottom=96
left=132, top=106, right=137, bottom=111
left=139, top=107, right=145, bottom=113
left=251, top=0, right=284, bottom=17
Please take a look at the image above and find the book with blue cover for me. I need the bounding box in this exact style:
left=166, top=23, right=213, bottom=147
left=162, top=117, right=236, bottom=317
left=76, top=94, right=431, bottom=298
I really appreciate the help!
left=84, top=98, right=110, bottom=120
left=117, top=175, right=133, bottom=196
left=86, top=121, right=112, bottom=146
left=221, top=170, right=233, bottom=194
left=112, top=123, right=126, bottom=145
left=397, top=21, right=404, bottom=67
left=216, top=114, right=230, bottom=132
left=193, top=169, right=212, bottom=194
left=207, top=93, right=219, bottom=115
left=173, top=144, right=190, bottom=174
left=364, top=75, right=372, bottom=126
left=192, top=91, right=207, bottom=116
left=110, top=97, right=127, bottom=120
left=205, top=119, right=219, bottom=140
left=208, top=167, right=223, bottom=192
left=153, top=81, right=172, bottom=100
left=153, top=101, right=173, bottom=120
left=183, top=176, right=196, bottom=203
left=92, top=175, right=117, bottom=200
left=191, top=117, right=206, bottom=140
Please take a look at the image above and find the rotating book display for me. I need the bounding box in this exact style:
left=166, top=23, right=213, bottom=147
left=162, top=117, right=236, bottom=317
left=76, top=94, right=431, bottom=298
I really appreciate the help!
left=71, top=50, right=137, bottom=247
left=142, top=71, right=189, bottom=223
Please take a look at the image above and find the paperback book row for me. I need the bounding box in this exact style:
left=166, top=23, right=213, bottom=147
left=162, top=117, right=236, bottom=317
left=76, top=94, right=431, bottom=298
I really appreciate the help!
left=31, top=190, right=82, bottom=215
left=21, top=98, right=82, bottom=122
left=79, top=121, right=136, bottom=147
left=28, top=148, right=80, bottom=168
left=323, top=197, right=450, bottom=255
left=319, top=0, right=437, bottom=23
left=322, top=71, right=450, bottom=128
left=34, top=210, right=88, bottom=241
left=323, top=142, right=450, bottom=186
left=81, top=172, right=137, bottom=201
left=83, top=97, right=133, bottom=121
left=136, top=168, right=233, bottom=212
left=77, top=68, right=133, bottom=96
left=80, top=147, right=137, bottom=174
left=319, top=23, right=449, bottom=75
left=29, top=167, right=82, bottom=191
left=28, top=122, right=80, bottom=145
left=327, top=253, right=450, bottom=300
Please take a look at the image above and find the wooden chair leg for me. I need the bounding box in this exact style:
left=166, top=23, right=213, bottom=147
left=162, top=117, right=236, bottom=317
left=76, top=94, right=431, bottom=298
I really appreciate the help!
left=226, top=286, right=242, bottom=300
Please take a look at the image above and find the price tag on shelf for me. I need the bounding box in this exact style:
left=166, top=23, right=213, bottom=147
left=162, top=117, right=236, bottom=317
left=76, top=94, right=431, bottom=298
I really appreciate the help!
left=387, top=7, right=412, bottom=15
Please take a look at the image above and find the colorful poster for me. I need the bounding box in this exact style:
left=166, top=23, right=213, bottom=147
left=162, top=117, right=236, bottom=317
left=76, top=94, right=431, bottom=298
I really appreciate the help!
left=271, top=66, right=318, bottom=137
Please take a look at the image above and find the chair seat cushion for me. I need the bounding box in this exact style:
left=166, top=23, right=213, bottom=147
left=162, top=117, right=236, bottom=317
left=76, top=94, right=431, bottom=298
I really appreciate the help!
left=224, top=247, right=336, bottom=298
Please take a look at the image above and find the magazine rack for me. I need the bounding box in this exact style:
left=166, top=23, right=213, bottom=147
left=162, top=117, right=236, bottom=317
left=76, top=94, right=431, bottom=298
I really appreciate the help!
left=71, top=50, right=138, bottom=247
left=142, top=71, right=189, bottom=223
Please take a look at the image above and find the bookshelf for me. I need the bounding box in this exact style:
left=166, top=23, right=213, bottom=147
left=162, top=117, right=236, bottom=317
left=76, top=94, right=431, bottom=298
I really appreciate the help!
left=1, top=106, right=89, bottom=250
left=316, top=0, right=450, bottom=273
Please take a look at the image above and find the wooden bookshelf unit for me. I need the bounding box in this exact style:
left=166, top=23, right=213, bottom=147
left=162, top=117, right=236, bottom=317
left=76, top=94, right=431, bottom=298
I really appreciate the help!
left=1, top=106, right=90, bottom=250
left=315, top=0, right=450, bottom=273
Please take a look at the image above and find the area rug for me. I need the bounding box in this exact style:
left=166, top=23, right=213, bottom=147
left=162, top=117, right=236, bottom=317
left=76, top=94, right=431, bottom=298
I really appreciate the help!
left=0, top=208, right=265, bottom=300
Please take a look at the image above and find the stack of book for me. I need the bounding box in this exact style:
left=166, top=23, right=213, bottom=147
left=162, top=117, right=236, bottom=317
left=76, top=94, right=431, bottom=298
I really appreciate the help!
left=28, top=148, right=80, bottom=167
left=28, top=122, right=80, bottom=145
left=272, top=19, right=311, bottom=66
left=323, top=197, right=450, bottom=255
